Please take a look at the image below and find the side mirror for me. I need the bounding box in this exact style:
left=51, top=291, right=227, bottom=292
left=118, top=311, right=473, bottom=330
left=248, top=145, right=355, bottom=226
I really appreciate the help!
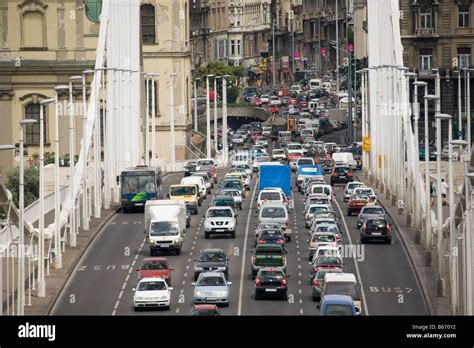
left=170, top=267, right=174, bottom=271
left=169, top=287, right=174, bottom=291
left=285, top=250, right=288, bottom=254
left=227, top=282, right=232, bottom=285
left=132, top=288, right=136, bottom=292
left=191, top=282, right=196, bottom=286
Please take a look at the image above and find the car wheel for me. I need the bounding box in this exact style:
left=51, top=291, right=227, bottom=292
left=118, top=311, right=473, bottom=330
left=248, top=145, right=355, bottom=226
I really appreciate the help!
left=231, top=230, right=236, bottom=238
left=385, top=236, right=392, bottom=244
left=205, top=232, right=210, bottom=239
left=150, top=249, right=155, bottom=256
left=282, top=293, right=288, bottom=301
left=251, top=271, right=257, bottom=280
left=134, top=306, right=140, bottom=312
left=287, top=236, right=291, bottom=242
left=360, top=236, right=366, bottom=244
left=255, top=292, right=261, bottom=300
left=176, top=247, right=182, bottom=255
left=312, top=295, right=319, bottom=302
left=164, top=305, right=170, bottom=310
left=239, top=205, right=242, bottom=210
left=198, top=200, right=202, bottom=207
left=330, top=181, right=334, bottom=186
left=193, top=209, right=198, bottom=215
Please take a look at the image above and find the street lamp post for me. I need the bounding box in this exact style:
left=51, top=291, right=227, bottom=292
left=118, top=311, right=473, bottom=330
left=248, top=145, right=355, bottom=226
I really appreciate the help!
left=336, top=0, right=339, bottom=92
left=81, top=70, right=94, bottom=231
left=193, top=78, right=200, bottom=132
left=69, top=76, right=82, bottom=247
left=466, top=171, right=474, bottom=315
left=169, top=74, right=177, bottom=171
left=222, top=75, right=230, bottom=165
left=38, top=98, right=55, bottom=298
left=206, top=74, right=214, bottom=158
left=145, top=74, right=150, bottom=165
left=148, top=73, right=159, bottom=166
left=214, top=76, right=221, bottom=154
left=272, top=19, right=276, bottom=89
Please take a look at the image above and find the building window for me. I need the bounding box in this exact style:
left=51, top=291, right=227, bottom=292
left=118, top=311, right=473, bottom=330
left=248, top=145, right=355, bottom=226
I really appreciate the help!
left=420, top=8, right=432, bottom=29
left=24, top=104, right=45, bottom=146
left=458, top=47, right=471, bottom=69
left=147, top=79, right=158, bottom=116
left=231, top=40, right=235, bottom=55
left=237, top=40, right=241, bottom=55
left=419, top=49, right=432, bottom=71
left=86, top=0, right=103, bottom=23
left=214, top=39, right=227, bottom=61
left=459, top=5, right=470, bottom=28
left=141, top=4, right=156, bottom=44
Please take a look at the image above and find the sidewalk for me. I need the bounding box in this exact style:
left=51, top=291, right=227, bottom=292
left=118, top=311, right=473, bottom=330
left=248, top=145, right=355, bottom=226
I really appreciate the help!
left=1, top=205, right=118, bottom=315
left=357, top=173, right=451, bottom=315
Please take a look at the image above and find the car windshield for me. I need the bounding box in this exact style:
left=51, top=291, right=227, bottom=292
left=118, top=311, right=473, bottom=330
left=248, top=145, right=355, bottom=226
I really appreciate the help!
left=260, top=192, right=281, bottom=201
left=221, top=190, right=239, bottom=197
left=310, top=198, right=329, bottom=205
left=200, top=165, right=215, bottom=172
left=141, top=261, right=168, bottom=270
left=150, top=222, right=178, bottom=237
left=298, top=159, right=313, bottom=165
left=335, top=167, right=350, bottom=173
left=256, top=156, right=270, bottom=163
left=256, top=247, right=282, bottom=254
left=324, top=304, right=354, bottom=316
left=362, top=207, right=384, bottom=215
left=192, top=309, right=219, bottom=316
left=198, top=252, right=226, bottom=262
left=170, top=186, right=195, bottom=196
left=138, top=281, right=167, bottom=291
left=312, top=187, right=331, bottom=195
left=222, top=181, right=241, bottom=189
left=355, top=189, right=373, bottom=195
left=122, top=174, right=156, bottom=194
left=197, top=276, right=225, bottom=286
left=348, top=183, right=363, bottom=190
left=186, top=162, right=197, bottom=169
left=367, top=220, right=388, bottom=229
left=273, top=150, right=285, bottom=155
left=207, top=209, right=233, bottom=218
left=352, top=195, right=369, bottom=201
left=316, top=226, right=338, bottom=233
left=198, top=160, right=213, bottom=166
left=316, top=269, right=340, bottom=280
left=261, top=207, right=286, bottom=218
left=312, top=234, right=336, bottom=243
left=260, top=231, right=284, bottom=240
left=309, top=206, right=329, bottom=214
left=287, top=144, right=302, bottom=150
left=213, top=198, right=234, bottom=207
left=316, top=257, right=342, bottom=266
left=325, top=282, right=359, bottom=300
left=258, top=271, right=284, bottom=281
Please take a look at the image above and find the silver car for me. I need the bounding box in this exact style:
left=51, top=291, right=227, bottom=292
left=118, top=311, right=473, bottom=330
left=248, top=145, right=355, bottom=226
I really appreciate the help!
left=192, top=272, right=232, bottom=306
left=221, top=188, right=244, bottom=208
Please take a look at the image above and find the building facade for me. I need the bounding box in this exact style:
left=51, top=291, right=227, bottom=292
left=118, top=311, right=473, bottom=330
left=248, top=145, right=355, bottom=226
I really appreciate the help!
left=0, top=0, right=192, bottom=178
left=400, top=0, right=474, bottom=141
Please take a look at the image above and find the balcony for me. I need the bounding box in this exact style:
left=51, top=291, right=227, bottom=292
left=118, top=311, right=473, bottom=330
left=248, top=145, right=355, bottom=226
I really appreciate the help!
left=417, top=69, right=435, bottom=78
left=415, top=28, right=438, bottom=37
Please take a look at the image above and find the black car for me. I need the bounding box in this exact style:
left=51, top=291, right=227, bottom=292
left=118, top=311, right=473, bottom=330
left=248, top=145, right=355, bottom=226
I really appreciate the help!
left=184, top=161, right=198, bottom=177
left=330, top=166, right=354, bottom=186
left=255, top=229, right=286, bottom=248
left=360, top=217, right=392, bottom=244
left=254, top=268, right=288, bottom=300
left=244, top=86, right=258, bottom=102
left=194, top=249, right=230, bottom=280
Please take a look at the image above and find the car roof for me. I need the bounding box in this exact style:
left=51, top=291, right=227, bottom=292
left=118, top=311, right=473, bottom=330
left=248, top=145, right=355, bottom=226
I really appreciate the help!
left=324, top=273, right=357, bottom=283
left=197, top=271, right=226, bottom=278
left=192, top=304, right=218, bottom=310
left=199, top=248, right=224, bottom=254
left=207, top=206, right=233, bottom=211
left=142, top=257, right=168, bottom=263
left=139, top=277, right=167, bottom=283
left=322, top=294, right=355, bottom=305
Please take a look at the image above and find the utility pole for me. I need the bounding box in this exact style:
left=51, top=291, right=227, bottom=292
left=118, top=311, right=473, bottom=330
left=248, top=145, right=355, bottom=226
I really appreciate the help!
left=272, top=19, right=276, bottom=88
left=336, top=0, right=340, bottom=92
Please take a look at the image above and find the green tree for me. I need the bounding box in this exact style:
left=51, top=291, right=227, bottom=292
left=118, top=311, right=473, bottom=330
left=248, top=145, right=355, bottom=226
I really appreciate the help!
left=194, top=62, right=244, bottom=104
left=6, top=166, right=40, bottom=207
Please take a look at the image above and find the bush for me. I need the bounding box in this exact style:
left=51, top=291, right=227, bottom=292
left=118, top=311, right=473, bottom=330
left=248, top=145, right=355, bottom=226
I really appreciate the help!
left=6, top=166, right=40, bottom=207
left=227, top=86, right=241, bottom=104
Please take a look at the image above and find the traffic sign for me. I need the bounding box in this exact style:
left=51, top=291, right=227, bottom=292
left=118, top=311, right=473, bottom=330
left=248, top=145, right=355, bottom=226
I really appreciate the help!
left=457, top=130, right=464, bottom=137
left=320, top=48, right=327, bottom=57
left=363, top=136, right=371, bottom=152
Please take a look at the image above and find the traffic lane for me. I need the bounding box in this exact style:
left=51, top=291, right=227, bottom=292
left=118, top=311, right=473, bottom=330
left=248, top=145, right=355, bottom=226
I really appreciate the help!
left=238, top=174, right=311, bottom=315
left=52, top=172, right=192, bottom=315
left=330, top=182, right=429, bottom=315
left=115, top=167, right=248, bottom=315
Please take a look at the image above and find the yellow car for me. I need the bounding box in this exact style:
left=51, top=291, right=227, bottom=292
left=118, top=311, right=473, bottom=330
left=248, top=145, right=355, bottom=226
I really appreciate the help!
left=168, top=184, right=200, bottom=214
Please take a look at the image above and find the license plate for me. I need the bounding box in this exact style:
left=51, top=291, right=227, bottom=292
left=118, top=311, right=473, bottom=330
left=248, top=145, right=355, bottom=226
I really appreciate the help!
left=160, top=244, right=170, bottom=248
left=357, top=203, right=365, bottom=205
left=265, top=288, right=277, bottom=292
left=340, top=175, right=346, bottom=178
left=206, top=297, right=217, bottom=300
left=372, top=232, right=382, bottom=236
left=135, top=203, right=144, bottom=206
left=216, top=229, right=226, bottom=232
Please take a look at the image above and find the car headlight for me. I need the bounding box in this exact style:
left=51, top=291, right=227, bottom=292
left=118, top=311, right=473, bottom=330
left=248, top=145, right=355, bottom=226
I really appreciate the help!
left=148, top=239, right=155, bottom=245
left=194, top=266, right=203, bottom=271
left=174, top=238, right=180, bottom=244
left=217, top=291, right=228, bottom=297
left=159, top=296, right=168, bottom=300
left=134, top=296, right=144, bottom=301
left=195, top=291, right=204, bottom=297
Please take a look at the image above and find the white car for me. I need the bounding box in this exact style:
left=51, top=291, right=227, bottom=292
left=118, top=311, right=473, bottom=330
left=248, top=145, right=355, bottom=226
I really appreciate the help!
left=272, top=149, right=287, bottom=161
left=255, top=139, right=269, bottom=147
left=260, top=94, right=270, bottom=103
left=308, top=232, right=339, bottom=261
left=204, top=206, right=237, bottom=239
left=133, top=277, right=173, bottom=311
left=232, top=134, right=245, bottom=144
left=344, top=182, right=365, bottom=201
left=232, top=164, right=252, bottom=177
left=257, top=189, right=287, bottom=211
left=352, top=187, right=377, bottom=200
left=269, top=96, right=281, bottom=106
left=286, top=143, right=304, bottom=156
left=291, top=84, right=302, bottom=94
left=196, top=158, right=217, bottom=170
left=307, top=184, right=334, bottom=202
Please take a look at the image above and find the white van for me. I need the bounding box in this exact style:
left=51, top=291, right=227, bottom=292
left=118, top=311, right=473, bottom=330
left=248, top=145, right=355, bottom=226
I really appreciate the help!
left=322, top=273, right=361, bottom=315
left=309, top=79, right=322, bottom=91
left=181, top=176, right=207, bottom=200
left=231, top=152, right=250, bottom=167
left=332, top=152, right=357, bottom=169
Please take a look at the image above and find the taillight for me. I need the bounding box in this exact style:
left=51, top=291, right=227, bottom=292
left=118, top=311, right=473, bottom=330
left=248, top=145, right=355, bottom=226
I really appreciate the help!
left=255, top=278, right=261, bottom=285
left=347, top=172, right=353, bottom=177
left=277, top=240, right=284, bottom=244
left=252, top=256, right=256, bottom=264
left=312, top=279, right=319, bottom=286
left=285, top=220, right=289, bottom=227
left=332, top=172, right=338, bottom=177
left=387, top=224, right=391, bottom=231
left=281, top=279, right=287, bottom=286
left=151, top=197, right=158, bottom=200
left=258, top=240, right=266, bottom=244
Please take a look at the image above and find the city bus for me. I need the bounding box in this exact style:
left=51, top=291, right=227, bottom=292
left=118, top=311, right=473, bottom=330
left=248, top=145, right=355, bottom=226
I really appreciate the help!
left=120, top=165, right=163, bottom=212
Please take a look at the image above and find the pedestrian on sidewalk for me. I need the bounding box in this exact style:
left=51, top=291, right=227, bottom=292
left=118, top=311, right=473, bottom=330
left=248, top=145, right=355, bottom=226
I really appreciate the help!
left=430, top=182, right=435, bottom=207
left=441, top=178, right=449, bottom=206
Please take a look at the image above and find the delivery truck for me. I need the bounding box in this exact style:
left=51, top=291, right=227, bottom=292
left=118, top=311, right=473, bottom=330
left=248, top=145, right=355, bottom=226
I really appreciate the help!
left=144, top=200, right=188, bottom=256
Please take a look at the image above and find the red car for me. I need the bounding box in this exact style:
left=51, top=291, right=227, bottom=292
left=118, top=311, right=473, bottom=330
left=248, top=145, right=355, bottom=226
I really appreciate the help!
left=250, top=97, right=262, bottom=106
left=347, top=194, right=369, bottom=216
left=289, top=98, right=298, bottom=105
left=267, top=105, right=279, bottom=113
left=190, top=304, right=220, bottom=316
left=249, top=131, right=261, bottom=143
left=136, top=257, right=174, bottom=285
left=199, top=164, right=217, bottom=183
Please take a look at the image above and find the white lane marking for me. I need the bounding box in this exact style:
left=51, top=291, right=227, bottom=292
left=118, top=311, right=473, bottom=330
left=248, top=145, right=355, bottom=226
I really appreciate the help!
left=334, top=196, right=370, bottom=316
left=114, top=300, right=120, bottom=309
left=191, top=246, right=195, bottom=250
left=118, top=290, right=124, bottom=299
left=184, top=273, right=187, bottom=277
left=297, top=251, right=300, bottom=255
left=300, top=308, right=304, bottom=315
left=182, top=280, right=186, bottom=285
left=237, top=178, right=259, bottom=316
left=298, top=280, right=302, bottom=285
left=187, top=258, right=191, bottom=263
left=193, top=240, right=196, bottom=245
left=298, top=289, right=302, bottom=294
left=175, top=308, right=180, bottom=314
left=297, top=257, right=301, bottom=262
left=125, top=274, right=130, bottom=283
left=186, top=265, right=190, bottom=270
left=298, top=272, right=302, bottom=277
left=299, top=299, right=303, bottom=304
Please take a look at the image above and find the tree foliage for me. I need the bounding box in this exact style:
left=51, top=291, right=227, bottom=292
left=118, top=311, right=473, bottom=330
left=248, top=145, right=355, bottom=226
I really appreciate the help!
left=6, top=166, right=40, bottom=207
